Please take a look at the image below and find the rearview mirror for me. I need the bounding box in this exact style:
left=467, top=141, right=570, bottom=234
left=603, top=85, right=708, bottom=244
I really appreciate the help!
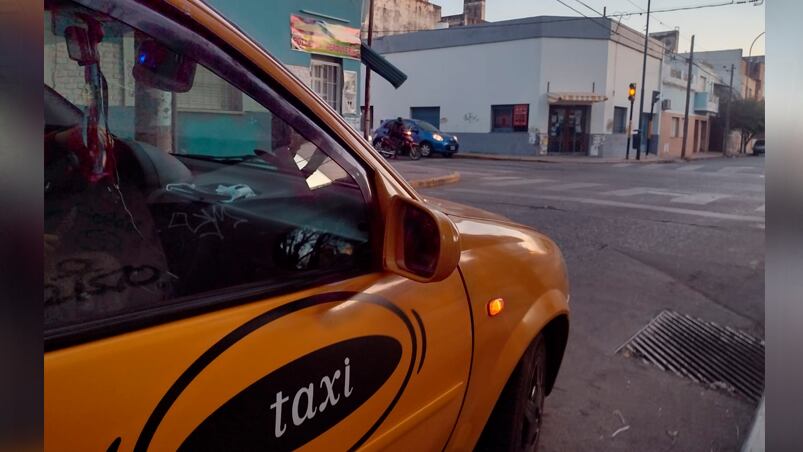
left=132, top=38, right=197, bottom=93
left=383, top=196, right=461, bottom=283
left=64, top=26, right=98, bottom=66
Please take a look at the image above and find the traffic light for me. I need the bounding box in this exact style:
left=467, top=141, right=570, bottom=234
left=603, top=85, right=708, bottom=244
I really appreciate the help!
left=628, top=83, right=637, bottom=101
left=652, top=90, right=661, bottom=104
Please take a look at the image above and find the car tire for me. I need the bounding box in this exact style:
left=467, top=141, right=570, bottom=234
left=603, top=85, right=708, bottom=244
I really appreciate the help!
left=420, top=142, right=433, bottom=158
left=476, top=334, right=547, bottom=452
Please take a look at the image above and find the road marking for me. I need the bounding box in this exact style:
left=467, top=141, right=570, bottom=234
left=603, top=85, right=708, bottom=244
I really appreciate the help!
left=755, top=204, right=765, bottom=212
left=612, top=163, right=633, bottom=168
left=717, top=166, right=755, bottom=175
left=603, top=187, right=683, bottom=197
left=480, top=176, right=521, bottom=181
left=450, top=188, right=766, bottom=223
left=669, top=193, right=731, bottom=205
left=485, top=178, right=554, bottom=187
left=544, top=182, right=603, bottom=191
left=676, top=164, right=704, bottom=172
left=604, top=187, right=731, bottom=205
left=640, top=164, right=663, bottom=170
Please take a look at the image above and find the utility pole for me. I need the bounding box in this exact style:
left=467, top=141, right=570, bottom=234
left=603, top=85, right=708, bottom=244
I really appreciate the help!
left=722, top=63, right=735, bottom=156
left=680, top=35, right=694, bottom=159
left=362, top=0, right=375, bottom=140
left=646, top=90, right=660, bottom=156
left=636, top=0, right=651, bottom=160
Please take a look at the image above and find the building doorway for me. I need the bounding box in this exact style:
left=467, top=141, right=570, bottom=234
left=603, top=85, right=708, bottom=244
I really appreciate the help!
left=548, top=105, right=590, bottom=153
left=411, top=106, right=440, bottom=129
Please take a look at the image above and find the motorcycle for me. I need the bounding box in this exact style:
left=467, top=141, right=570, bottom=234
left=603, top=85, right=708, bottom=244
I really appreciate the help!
left=375, top=129, right=421, bottom=160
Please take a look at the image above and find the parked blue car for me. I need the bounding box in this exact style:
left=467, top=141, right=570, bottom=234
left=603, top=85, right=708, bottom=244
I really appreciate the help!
left=373, top=119, right=459, bottom=157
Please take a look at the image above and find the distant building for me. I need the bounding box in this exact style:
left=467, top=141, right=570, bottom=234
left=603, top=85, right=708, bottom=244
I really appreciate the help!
left=657, top=55, right=720, bottom=158
left=682, top=49, right=765, bottom=100
left=441, top=0, right=486, bottom=27
left=366, top=16, right=665, bottom=157
left=363, top=0, right=443, bottom=38
left=649, top=30, right=679, bottom=54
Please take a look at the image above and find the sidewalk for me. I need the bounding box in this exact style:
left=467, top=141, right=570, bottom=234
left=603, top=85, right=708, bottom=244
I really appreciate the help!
left=389, top=160, right=460, bottom=188
left=454, top=151, right=734, bottom=164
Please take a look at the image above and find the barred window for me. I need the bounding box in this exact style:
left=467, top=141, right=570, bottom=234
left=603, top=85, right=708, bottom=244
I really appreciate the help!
left=310, top=57, right=342, bottom=113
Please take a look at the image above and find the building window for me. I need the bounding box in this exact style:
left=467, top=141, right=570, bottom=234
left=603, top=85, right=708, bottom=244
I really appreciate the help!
left=310, top=57, right=342, bottom=113
left=613, top=107, right=627, bottom=133
left=492, top=104, right=528, bottom=132
left=670, top=68, right=682, bottom=79
left=177, top=65, right=243, bottom=112
left=672, top=117, right=681, bottom=137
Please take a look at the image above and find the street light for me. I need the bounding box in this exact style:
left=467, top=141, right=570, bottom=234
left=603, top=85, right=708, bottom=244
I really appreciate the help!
left=748, top=31, right=765, bottom=58
left=745, top=31, right=764, bottom=98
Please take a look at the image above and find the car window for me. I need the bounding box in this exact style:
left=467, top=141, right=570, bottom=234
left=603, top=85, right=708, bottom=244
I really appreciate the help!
left=44, top=1, right=373, bottom=333
left=415, top=120, right=438, bottom=132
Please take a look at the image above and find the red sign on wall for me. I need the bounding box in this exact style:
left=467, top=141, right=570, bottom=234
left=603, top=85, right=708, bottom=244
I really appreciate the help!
left=513, top=104, right=529, bottom=127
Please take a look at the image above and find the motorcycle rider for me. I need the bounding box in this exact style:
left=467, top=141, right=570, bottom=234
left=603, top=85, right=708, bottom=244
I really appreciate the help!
left=388, top=117, right=406, bottom=151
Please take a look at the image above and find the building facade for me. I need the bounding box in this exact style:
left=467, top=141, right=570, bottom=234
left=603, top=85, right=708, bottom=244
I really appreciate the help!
left=367, top=16, right=664, bottom=157
left=206, top=0, right=365, bottom=130
left=441, top=0, right=486, bottom=27
left=363, top=0, right=443, bottom=38
left=683, top=49, right=765, bottom=101
left=656, top=56, right=720, bottom=158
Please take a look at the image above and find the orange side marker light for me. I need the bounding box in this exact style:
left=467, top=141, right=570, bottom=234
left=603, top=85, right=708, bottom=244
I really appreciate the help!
left=487, top=298, right=505, bottom=317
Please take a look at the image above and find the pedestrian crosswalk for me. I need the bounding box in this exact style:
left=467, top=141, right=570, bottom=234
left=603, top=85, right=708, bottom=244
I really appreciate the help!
left=471, top=174, right=763, bottom=209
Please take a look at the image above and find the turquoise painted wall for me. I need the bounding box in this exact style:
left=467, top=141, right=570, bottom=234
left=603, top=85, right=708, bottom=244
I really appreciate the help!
left=204, top=0, right=363, bottom=103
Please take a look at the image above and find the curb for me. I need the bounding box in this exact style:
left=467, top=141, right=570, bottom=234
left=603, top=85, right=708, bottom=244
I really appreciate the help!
left=454, top=153, right=732, bottom=164
left=408, top=171, right=461, bottom=189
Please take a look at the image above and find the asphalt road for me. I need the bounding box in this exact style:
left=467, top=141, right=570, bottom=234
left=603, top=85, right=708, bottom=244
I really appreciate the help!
left=415, top=156, right=765, bottom=451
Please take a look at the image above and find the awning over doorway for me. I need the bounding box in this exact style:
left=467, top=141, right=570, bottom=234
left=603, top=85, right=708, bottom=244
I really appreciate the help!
left=547, top=92, right=608, bottom=104
left=360, top=42, right=407, bottom=88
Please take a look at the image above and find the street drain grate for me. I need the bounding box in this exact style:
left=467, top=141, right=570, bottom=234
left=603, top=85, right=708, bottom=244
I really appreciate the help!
left=618, top=310, right=764, bottom=402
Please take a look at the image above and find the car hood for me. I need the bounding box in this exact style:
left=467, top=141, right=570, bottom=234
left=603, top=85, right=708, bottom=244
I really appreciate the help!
left=422, top=195, right=512, bottom=224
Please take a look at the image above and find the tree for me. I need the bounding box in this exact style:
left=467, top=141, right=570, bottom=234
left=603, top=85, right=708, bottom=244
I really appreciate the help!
left=729, top=99, right=765, bottom=154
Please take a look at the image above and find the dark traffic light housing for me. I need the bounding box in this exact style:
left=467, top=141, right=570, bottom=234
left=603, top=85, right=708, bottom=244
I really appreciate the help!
left=652, top=90, right=661, bottom=104
left=628, top=83, right=637, bottom=101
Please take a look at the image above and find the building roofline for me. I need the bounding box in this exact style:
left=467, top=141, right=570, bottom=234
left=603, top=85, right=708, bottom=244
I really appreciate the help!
left=372, top=15, right=665, bottom=58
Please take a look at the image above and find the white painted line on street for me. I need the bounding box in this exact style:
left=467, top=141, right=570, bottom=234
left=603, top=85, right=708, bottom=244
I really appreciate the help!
left=717, top=166, right=754, bottom=175
left=544, top=182, right=603, bottom=191
left=755, top=204, right=765, bottom=212
left=640, top=164, right=663, bottom=170
left=602, top=187, right=683, bottom=197
left=485, top=178, right=554, bottom=187
left=603, top=187, right=653, bottom=196
left=670, top=193, right=731, bottom=205
left=451, top=188, right=766, bottom=223
left=480, top=176, right=521, bottom=181
left=612, top=163, right=633, bottom=168
left=675, top=164, right=705, bottom=172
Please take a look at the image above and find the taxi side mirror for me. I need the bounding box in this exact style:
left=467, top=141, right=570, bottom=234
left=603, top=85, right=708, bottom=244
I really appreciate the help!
left=383, top=196, right=461, bottom=283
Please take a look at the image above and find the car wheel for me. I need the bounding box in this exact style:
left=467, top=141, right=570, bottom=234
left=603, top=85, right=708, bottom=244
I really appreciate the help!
left=420, top=142, right=433, bottom=158
left=409, top=146, right=422, bottom=161
left=476, top=334, right=547, bottom=452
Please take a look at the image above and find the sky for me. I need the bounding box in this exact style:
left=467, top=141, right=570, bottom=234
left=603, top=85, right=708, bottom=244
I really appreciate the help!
left=433, top=0, right=765, bottom=55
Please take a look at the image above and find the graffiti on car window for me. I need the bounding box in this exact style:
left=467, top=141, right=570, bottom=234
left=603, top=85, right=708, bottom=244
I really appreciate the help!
left=168, top=205, right=249, bottom=240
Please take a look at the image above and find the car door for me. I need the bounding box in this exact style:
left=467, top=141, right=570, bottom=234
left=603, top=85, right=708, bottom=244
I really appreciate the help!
left=43, top=1, right=472, bottom=450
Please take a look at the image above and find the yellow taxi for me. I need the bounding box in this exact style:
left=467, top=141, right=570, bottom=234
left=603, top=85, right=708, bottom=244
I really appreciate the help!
left=43, top=0, right=570, bottom=450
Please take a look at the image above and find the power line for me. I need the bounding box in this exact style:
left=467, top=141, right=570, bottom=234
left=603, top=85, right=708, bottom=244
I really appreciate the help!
left=571, top=0, right=604, bottom=16
left=617, top=0, right=758, bottom=17
left=551, top=0, right=665, bottom=55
